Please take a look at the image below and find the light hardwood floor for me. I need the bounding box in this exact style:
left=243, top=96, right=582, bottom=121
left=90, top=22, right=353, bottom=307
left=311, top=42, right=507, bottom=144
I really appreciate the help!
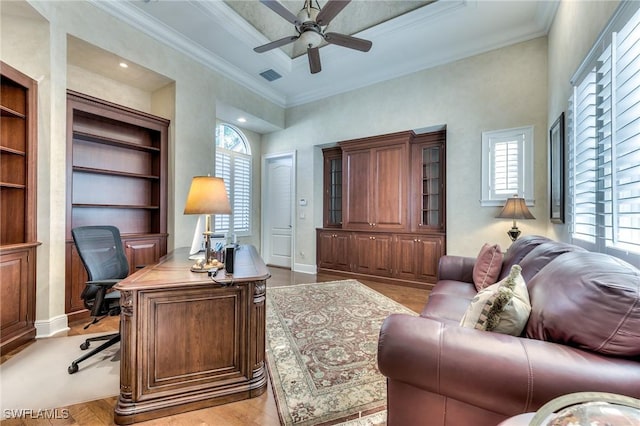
left=1, top=268, right=429, bottom=426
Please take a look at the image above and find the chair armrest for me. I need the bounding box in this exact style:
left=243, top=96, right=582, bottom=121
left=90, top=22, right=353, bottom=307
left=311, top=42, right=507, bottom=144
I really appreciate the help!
left=378, top=314, right=640, bottom=417
left=86, top=279, right=121, bottom=287
left=437, top=255, right=476, bottom=282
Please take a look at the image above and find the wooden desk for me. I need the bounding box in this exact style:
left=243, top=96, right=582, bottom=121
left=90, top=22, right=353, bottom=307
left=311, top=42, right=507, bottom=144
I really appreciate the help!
left=113, top=245, right=270, bottom=424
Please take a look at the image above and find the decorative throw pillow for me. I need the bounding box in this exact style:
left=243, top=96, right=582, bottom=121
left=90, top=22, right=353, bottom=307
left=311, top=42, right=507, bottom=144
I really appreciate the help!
left=460, top=264, right=531, bottom=336
left=473, top=243, right=504, bottom=291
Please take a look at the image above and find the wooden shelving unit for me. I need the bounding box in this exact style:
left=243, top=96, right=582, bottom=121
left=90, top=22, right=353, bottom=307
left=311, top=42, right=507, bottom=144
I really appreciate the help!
left=65, top=91, right=169, bottom=322
left=1, top=61, right=39, bottom=355
left=317, top=129, right=446, bottom=289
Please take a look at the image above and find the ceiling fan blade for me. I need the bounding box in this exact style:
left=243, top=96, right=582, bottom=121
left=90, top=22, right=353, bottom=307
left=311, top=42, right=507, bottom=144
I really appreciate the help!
left=315, top=0, right=351, bottom=26
left=254, top=35, right=299, bottom=53
left=324, top=32, right=372, bottom=52
left=308, top=46, right=321, bottom=74
left=259, top=0, right=300, bottom=25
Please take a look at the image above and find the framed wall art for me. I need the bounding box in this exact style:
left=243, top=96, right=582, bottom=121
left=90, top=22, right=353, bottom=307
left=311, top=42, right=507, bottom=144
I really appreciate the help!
left=549, top=112, right=565, bottom=223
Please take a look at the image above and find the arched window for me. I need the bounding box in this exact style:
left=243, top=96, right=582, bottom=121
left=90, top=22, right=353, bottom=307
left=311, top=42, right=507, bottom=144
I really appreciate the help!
left=214, top=123, right=252, bottom=235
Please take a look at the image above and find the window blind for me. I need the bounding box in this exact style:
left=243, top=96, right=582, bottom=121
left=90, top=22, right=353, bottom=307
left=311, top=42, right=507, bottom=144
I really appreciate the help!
left=568, top=1, right=640, bottom=261
left=214, top=149, right=252, bottom=235
left=493, top=138, right=520, bottom=196
left=214, top=151, right=232, bottom=233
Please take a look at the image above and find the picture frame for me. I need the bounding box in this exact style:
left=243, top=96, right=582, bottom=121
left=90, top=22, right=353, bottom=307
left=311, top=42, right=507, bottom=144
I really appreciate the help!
left=549, top=112, right=565, bottom=223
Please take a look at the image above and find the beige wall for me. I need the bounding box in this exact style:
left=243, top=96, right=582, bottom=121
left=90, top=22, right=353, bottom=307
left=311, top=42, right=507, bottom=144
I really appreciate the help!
left=1, top=0, right=276, bottom=335
left=0, top=0, right=624, bottom=330
left=263, top=37, right=549, bottom=263
left=546, top=0, right=620, bottom=241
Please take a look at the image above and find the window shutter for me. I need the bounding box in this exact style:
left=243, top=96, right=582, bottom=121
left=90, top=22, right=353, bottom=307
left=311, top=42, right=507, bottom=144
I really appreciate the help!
left=568, top=1, right=640, bottom=260
left=569, top=71, right=598, bottom=244
left=611, top=17, right=640, bottom=252
left=214, top=151, right=232, bottom=233
left=493, top=138, right=520, bottom=196
left=233, top=154, right=251, bottom=233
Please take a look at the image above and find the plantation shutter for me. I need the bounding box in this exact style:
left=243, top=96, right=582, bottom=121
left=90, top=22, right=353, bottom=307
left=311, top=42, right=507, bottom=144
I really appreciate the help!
left=233, top=154, right=251, bottom=233
left=214, top=150, right=232, bottom=233
left=569, top=71, right=598, bottom=244
left=493, top=138, right=520, bottom=196
left=609, top=16, right=640, bottom=252
left=568, top=1, right=640, bottom=259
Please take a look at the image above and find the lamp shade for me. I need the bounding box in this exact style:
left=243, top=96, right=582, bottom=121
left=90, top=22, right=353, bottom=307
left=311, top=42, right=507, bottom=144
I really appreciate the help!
left=496, top=195, right=535, bottom=220
left=183, top=176, right=231, bottom=215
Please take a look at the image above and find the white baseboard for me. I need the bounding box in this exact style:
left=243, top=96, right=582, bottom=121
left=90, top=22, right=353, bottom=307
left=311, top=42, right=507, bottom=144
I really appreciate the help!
left=293, top=262, right=317, bottom=275
left=35, top=314, right=70, bottom=338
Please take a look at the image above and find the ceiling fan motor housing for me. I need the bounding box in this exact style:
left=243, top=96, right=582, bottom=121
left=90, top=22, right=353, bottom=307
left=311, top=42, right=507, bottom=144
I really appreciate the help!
left=297, top=6, right=324, bottom=48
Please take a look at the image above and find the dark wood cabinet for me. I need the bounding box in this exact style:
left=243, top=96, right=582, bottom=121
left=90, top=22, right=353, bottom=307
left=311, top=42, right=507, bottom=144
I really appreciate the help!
left=411, top=131, right=446, bottom=232
left=394, top=234, right=443, bottom=282
left=352, top=232, right=394, bottom=277
left=1, top=62, right=39, bottom=355
left=318, top=129, right=446, bottom=289
left=341, top=133, right=409, bottom=231
left=322, top=147, right=343, bottom=228
left=65, top=91, right=169, bottom=322
left=317, top=230, right=350, bottom=271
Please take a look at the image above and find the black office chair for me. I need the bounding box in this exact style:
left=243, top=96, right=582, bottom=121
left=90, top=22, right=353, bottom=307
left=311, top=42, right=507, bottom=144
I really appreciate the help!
left=68, top=225, right=129, bottom=374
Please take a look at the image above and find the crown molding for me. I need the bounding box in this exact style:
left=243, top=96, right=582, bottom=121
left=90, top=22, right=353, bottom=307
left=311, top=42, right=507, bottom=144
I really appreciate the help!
left=88, top=0, right=287, bottom=108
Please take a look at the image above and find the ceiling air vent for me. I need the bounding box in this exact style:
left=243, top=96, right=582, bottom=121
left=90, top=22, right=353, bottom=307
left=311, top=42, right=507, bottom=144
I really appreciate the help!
left=260, top=69, right=282, bottom=82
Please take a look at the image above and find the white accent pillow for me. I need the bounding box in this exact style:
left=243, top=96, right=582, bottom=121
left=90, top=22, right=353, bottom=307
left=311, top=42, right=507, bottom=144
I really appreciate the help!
left=460, top=264, right=531, bottom=336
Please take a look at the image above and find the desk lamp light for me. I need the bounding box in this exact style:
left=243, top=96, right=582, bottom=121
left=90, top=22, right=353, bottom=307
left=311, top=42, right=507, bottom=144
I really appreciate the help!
left=496, top=194, right=535, bottom=242
left=184, top=176, right=231, bottom=272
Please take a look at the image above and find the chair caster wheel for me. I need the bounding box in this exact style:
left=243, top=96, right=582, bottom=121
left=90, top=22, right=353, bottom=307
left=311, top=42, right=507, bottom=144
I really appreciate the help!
left=68, top=363, right=79, bottom=374
left=80, top=341, right=90, bottom=350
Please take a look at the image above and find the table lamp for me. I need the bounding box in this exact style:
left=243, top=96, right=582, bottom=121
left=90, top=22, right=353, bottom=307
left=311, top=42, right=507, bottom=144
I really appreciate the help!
left=496, top=194, right=535, bottom=242
left=183, top=176, right=231, bottom=272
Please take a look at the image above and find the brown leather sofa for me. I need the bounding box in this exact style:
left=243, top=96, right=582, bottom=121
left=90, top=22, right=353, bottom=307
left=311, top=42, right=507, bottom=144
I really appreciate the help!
left=377, top=235, right=640, bottom=426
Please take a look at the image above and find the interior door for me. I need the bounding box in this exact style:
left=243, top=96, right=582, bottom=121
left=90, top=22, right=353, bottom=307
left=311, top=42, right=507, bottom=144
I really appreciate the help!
left=263, top=154, right=294, bottom=268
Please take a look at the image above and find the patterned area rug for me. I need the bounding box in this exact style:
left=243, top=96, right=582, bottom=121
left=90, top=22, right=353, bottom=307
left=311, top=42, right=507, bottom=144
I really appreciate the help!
left=266, top=280, right=415, bottom=426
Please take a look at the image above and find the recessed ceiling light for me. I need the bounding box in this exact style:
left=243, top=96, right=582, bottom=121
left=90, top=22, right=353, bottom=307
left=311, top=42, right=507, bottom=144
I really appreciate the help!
left=237, top=117, right=247, bottom=123
left=119, top=62, right=128, bottom=68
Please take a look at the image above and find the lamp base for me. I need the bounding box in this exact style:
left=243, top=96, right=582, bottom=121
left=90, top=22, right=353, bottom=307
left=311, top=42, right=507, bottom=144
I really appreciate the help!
left=507, top=226, right=521, bottom=242
left=190, top=258, right=224, bottom=273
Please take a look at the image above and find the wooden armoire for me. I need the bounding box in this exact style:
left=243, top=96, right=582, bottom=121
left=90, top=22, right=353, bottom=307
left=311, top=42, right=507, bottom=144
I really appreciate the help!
left=317, top=129, right=446, bottom=289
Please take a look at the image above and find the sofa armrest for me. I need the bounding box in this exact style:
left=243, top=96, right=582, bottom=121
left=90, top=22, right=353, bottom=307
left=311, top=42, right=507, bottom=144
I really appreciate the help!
left=437, top=255, right=476, bottom=282
left=378, top=314, right=640, bottom=417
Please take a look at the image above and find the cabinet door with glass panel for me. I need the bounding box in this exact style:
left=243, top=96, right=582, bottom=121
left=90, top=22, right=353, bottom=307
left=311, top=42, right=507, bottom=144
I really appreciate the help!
left=411, top=131, right=446, bottom=233
left=322, top=147, right=343, bottom=228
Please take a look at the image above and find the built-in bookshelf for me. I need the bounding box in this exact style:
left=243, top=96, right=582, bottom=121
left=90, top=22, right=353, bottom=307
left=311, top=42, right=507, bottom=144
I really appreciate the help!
left=65, top=91, right=169, bottom=321
left=0, top=61, right=39, bottom=355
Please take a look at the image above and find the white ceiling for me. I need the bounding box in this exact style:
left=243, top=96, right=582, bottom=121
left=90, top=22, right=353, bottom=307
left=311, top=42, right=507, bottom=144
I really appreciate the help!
left=90, top=1, right=558, bottom=110
left=6, top=0, right=559, bottom=133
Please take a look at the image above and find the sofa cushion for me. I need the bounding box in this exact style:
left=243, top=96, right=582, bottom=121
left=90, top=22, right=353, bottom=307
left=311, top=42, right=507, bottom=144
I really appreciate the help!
left=460, top=265, right=531, bottom=335
left=526, top=251, right=640, bottom=357
left=422, top=280, right=478, bottom=324
left=518, top=241, right=586, bottom=283
left=473, top=243, right=503, bottom=291
left=499, top=235, right=552, bottom=281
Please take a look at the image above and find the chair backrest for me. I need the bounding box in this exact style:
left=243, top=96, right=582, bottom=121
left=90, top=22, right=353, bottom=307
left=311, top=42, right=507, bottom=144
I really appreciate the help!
left=72, top=226, right=129, bottom=282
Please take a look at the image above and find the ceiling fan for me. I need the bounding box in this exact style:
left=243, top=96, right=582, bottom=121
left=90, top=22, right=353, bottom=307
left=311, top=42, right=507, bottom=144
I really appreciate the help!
left=254, top=0, right=372, bottom=74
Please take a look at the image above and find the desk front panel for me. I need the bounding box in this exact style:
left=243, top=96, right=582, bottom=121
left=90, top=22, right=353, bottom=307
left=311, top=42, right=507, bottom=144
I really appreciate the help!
left=114, top=246, right=268, bottom=424
left=137, top=284, right=248, bottom=400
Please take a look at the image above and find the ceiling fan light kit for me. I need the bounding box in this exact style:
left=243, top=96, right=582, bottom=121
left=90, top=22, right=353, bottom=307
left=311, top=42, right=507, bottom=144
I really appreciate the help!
left=254, top=0, right=372, bottom=74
